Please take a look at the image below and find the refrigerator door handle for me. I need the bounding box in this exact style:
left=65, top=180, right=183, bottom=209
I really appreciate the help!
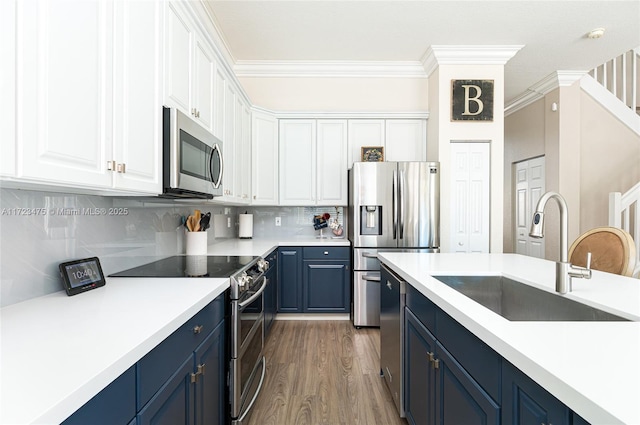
left=399, top=169, right=405, bottom=239
left=392, top=168, right=398, bottom=240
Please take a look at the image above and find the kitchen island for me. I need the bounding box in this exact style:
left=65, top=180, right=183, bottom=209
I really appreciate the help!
left=0, top=237, right=348, bottom=425
left=378, top=252, right=640, bottom=425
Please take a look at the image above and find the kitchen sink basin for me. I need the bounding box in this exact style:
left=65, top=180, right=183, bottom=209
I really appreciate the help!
left=433, top=275, right=630, bottom=322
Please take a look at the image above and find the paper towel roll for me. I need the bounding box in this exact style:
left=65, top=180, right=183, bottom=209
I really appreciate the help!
left=239, top=214, right=253, bottom=239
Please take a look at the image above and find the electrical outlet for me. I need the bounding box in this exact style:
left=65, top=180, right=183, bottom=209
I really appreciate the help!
left=275, top=217, right=281, bottom=226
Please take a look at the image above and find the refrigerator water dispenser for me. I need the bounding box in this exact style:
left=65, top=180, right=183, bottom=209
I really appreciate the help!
left=360, top=206, right=382, bottom=235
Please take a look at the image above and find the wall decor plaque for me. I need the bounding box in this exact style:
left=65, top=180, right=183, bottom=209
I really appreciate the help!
left=361, top=146, right=384, bottom=162
left=451, top=79, right=494, bottom=121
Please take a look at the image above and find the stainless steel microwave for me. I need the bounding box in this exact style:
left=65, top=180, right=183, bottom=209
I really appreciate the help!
left=162, top=106, right=223, bottom=199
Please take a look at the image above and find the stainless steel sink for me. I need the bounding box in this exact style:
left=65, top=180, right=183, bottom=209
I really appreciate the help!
left=433, top=275, right=630, bottom=321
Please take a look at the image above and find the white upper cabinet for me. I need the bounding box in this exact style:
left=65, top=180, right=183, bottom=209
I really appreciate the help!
left=13, top=0, right=163, bottom=193
left=385, top=120, right=426, bottom=162
left=221, top=81, right=236, bottom=200
left=348, top=119, right=427, bottom=167
left=279, top=119, right=348, bottom=206
left=0, top=0, right=16, bottom=178
left=213, top=66, right=226, bottom=140
left=17, top=0, right=113, bottom=188
left=252, top=111, right=279, bottom=205
left=316, top=120, right=348, bottom=206
left=164, top=1, right=214, bottom=132
left=279, top=120, right=317, bottom=205
left=112, top=0, right=163, bottom=193
left=239, top=102, right=252, bottom=203
left=348, top=120, right=385, bottom=167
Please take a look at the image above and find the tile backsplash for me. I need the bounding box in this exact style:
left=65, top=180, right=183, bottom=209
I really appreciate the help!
left=0, top=188, right=345, bottom=307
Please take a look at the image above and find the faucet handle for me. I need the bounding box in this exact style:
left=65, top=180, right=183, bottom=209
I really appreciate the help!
left=585, top=252, right=592, bottom=269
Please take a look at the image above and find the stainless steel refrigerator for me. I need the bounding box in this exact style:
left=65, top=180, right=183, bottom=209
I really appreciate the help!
left=348, top=161, right=440, bottom=327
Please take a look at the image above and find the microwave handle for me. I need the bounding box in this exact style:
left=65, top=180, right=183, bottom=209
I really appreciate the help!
left=210, top=143, right=223, bottom=189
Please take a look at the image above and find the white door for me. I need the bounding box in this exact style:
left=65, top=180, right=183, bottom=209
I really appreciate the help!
left=112, top=0, right=163, bottom=193
left=450, top=142, right=490, bottom=253
left=317, top=120, right=348, bottom=205
left=279, top=120, right=316, bottom=205
left=385, top=120, right=426, bottom=162
left=514, top=157, right=545, bottom=258
left=18, top=0, right=113, bottom=188
left=251, top=111, right=278, bottom=205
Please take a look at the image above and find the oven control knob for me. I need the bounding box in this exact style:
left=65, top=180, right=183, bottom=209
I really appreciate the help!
left=257, top=258, right=269, bottom=273
left=237, top=272, right=250, bottom=287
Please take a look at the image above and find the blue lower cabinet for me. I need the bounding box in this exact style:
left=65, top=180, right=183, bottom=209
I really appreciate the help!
left=303, top=260, right=350, bottom=312
left=502, top=361, right=569, bottom=425
left=435, top=342, right=500, bottom=425
left=405, top=308, right=437, bottom=425
left=278, top=247, right=303, bottom=312
left=137, top=355, right=195, bottom=425
left=404, top=307, right=499, bottom=425
left=194, top=321, right=226, bottom=425
left=62, top=365, right=136, bottom=425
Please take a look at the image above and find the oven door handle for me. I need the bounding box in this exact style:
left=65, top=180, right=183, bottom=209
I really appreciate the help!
left=238, top=277, right=268, bottom=310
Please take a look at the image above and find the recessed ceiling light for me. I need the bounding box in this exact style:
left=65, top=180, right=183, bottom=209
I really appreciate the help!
left=587, top=28, right=605, bottom=39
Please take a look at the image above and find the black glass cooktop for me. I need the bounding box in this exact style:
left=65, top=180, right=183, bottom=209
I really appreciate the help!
left=109, top=255, right=258, bottom=278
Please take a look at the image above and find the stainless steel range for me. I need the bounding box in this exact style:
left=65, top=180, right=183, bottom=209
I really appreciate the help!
left=229, top=256, right=269, bottom=425
left=110, top=254, right=269, bottom=425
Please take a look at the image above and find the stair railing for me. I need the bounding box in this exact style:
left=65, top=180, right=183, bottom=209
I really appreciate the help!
left=609, top=181, right=640, bottom=277
left=590, top=48, right=640, bottom=113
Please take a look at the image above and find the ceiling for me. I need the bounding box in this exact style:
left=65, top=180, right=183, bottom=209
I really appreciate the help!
left=203, top=0, right=640, bottom=105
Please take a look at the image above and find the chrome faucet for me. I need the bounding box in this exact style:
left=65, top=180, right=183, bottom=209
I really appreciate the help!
left=529, top=191, right=592, bottom=294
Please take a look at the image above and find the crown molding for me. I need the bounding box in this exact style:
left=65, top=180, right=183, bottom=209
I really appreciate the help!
left=421, top=45, right=524, bottom=76
left=504, top=70, right=588, bottom=116
left=233, top=60, right=428, bottom=78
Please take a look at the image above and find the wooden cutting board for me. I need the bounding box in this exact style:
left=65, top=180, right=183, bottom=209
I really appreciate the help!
left=569, top=227, right=636, bottom=277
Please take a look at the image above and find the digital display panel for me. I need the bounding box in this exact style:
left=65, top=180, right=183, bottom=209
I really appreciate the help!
left=59, top=257, right=106, bottom=296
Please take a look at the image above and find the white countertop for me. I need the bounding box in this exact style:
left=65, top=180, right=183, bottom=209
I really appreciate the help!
left=378, top=252, right=640, bottom=425
left=0, top=237, right=348, bottom=425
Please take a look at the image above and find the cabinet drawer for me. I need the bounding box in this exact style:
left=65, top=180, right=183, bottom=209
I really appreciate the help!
left=137, top=295, right=225, bottom=410
left=303, top=246, right=349, bottom=260
left=406, top=284, right=436, bottom=334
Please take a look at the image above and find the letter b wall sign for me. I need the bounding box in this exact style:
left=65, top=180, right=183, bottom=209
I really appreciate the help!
left=451, top=79, right=494, bottom=121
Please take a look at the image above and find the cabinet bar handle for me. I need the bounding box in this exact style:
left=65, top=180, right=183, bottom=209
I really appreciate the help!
left=193, top=325, right=203, bottom=334
left=433, top=359, right=440, bottom=369
left=107, top=160, right=116, bottom=171
left=116, top=163, right=126, bottom=173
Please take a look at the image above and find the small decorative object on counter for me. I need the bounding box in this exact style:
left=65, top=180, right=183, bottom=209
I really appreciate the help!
left=329, top=207, right=344, bottom=237
left=313, top=213, right=329, bottom=230
left=184, top=209, right=210, bottom=255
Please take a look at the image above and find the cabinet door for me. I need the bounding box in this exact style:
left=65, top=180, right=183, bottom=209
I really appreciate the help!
left=435, top=341, right=500, bottom=425
left=405, top=308, right=437, bottom=425
left=222, top=82, right=236, bottom=199
left=347, top=120, right=385, bottom=168
left=278, top=247, right=302, bottom=312
left=385, top=120, right=426, bottom=162
left=251, top=111, right=279, bottom=205
left=0, top=0, right=16, bottom=177
left=303, top=260, right=349, bottom=312
left=112, top=0, right=162, bottom=193
left=213, top=66, right=226, bottom=140
left=164, top=1, right=192, bottom=114
left=137, top=355, right=195, bottom=425
left=240, top=103, right=252, bottom=202
left=62, top=366, right=136, bottom=425
left=316, top=120, right=348, bottom=206
left=502, top=361, right=569, bottom=425
left=18, top=0, right=112, bottom=187
left=194, top=321, right=226, bottom=425
left=279, top=120, right=316, bottom=205
left=193, top=37, right=214, bottom=132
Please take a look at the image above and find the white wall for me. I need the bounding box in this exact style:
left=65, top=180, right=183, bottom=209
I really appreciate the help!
left=429, top=64, right=506, bottom=253
left=238, top=77, right=429, bottom=112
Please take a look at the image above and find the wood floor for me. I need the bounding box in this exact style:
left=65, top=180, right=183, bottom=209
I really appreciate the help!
left=245, top=320, right=408, bottom=425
